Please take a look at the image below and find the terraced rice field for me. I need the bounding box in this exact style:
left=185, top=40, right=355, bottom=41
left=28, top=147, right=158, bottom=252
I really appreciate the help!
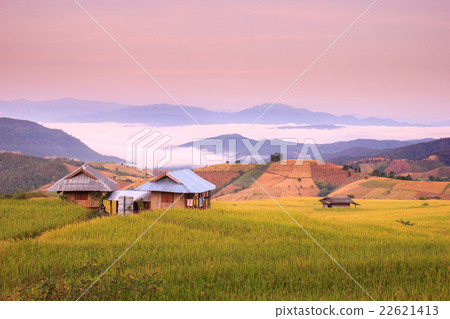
left=331, top=177, right=450, bottom=200
left=0, top=198, right=87, bottom=241
left=0, top=198, right=448, bottom=301
left=98, top=163, right=147, bottom=177
left=195, top=163, right=256, bottom=172
left=359, top=163, right=374, bottom=173
left=216, top=161, right=322, bottom=200
left=393, top=181, right=448, bottom=194
left=195, top=171, right=241, bottom=189
left=360, top=179, right=400, bottom=189
left=384, top=160, right=413, bottom=174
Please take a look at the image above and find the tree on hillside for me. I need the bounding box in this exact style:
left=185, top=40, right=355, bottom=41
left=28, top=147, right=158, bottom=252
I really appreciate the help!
left=316, top=181, right=336, bottom=197
left=270, top=152, right=281, bottom=162
left=0, top=153, right=69, bottom=194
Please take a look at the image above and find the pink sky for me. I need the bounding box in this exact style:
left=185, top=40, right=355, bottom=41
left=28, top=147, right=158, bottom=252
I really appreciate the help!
left=1, top=0, right=449, bottom=122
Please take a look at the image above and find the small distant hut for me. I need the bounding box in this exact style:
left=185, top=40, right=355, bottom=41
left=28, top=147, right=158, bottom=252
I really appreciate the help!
left=48, top=164, right=117, bottom=209
left=136, top=169, right=216, bottom=210
left=103, top=190, right=151, bottom=215
left=319, top=196, right=359, bottom=208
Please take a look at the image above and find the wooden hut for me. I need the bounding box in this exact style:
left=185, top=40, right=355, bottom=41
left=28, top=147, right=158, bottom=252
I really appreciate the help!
left=136, top=169, right=216, bottom=210
left=319, top=196, right=359, bottom=208
left=104, top=190, right=151, bottom=215
left=48, top=164, right=117, bottom=209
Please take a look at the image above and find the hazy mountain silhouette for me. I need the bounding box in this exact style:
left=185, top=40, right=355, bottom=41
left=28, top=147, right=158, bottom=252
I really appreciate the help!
left=177, top=134, right=434, bottom=162
left=0, top=99, right=434, bottom=127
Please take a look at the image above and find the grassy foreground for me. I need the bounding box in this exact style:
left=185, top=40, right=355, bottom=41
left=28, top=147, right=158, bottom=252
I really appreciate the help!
left=0, top=198, right=87, bottom=241
left=0, top=198, right=448, bottom=300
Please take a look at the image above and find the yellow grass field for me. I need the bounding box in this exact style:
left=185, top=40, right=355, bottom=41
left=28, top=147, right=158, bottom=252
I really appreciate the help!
left=0, top=197, right=448, bottom=301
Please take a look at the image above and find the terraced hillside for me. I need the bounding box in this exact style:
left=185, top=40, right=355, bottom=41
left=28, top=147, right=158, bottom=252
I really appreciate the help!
left=214, top=160, right=366, bottom=201
left=330, top=177, right=450, bottom=200
left=403, top=167, right=450, bottom=179
left=351, top=157, right=449, bottom=176
left=194, top=164, right=256, bottom=191
left=193, top=160, right=450, bottom=201
left=89, top=162, right=152, bottom=190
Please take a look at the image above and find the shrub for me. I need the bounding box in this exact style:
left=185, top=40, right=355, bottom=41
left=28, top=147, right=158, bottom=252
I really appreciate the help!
left=14, top=192, right=28, bottom=200
left=316, top=181, right=336, bottom=197
left=396, top=219, right=415, bottom=226
left=137, top=198, right=145, bottom=211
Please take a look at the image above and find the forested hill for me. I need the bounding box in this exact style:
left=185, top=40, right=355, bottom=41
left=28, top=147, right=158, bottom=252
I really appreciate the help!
left=377, top=138, right=450, bottom=165
left=0, top=118, right=122, bottom=162
left=0, top=153, right=73, bottom=194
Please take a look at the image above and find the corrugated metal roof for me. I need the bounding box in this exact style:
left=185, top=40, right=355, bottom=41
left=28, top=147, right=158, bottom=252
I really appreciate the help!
left=105, top=190, right=151, bottom=201
left=48, top=164, right=118, bottom=192
left=83, top=164, right=118, bottom=191
left=136, top=169, right=215, bottom=193
left=320, top=196, right=357, bottom=204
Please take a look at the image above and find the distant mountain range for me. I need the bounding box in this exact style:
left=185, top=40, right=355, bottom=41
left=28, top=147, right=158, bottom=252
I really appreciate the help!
left=0, top=98, right=443, bottom=127
left=0, top=118, right=122, bottom=163
left=1, top=113, right=446, bottom=167
left=1, top=117, right=448, bottom=194
left=178, top=134, right=435, bottom=163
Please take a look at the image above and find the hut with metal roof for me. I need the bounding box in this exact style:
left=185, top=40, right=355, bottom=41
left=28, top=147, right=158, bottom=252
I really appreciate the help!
left=319, top=196, right=359, bottom=208
left=48, top=164, right=117, bottom=209
left=103, top=190, right=151, bottom=215
left=136, top=169, right=216, bottom=210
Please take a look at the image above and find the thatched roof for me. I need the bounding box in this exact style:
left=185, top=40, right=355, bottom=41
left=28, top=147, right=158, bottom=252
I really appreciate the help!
left=319, top=196, right=358, bottom=205
left=136, top=169, right=215, bottom=194
left=48, top=164, right=117, bottom=192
